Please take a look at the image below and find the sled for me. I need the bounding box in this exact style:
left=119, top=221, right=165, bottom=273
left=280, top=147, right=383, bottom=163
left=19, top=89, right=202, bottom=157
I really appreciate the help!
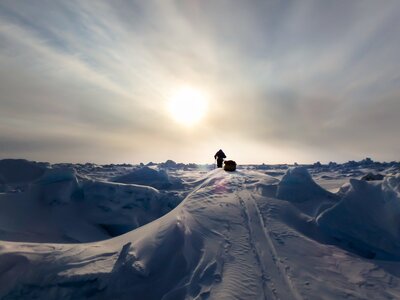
left=224, top=160, right=237, bottom=172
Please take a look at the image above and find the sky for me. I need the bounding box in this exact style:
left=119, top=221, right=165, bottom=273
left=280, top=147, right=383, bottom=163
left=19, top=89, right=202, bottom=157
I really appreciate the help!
left=1, top=0, right=400, bottom=164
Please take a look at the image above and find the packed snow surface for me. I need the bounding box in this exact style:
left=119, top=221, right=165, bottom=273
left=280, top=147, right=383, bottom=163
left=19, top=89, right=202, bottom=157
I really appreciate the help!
left=0, top=159, right=400, bottom=299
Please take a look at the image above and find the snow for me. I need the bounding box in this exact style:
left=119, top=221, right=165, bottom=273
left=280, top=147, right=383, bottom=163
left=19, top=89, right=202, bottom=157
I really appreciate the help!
left=276, top=167, right=338, bottom=216
left=0, top=159, right=48, bottom=184
left=0, top=159, right=400, bottom=299
left=112, top=166, right=183, bottom=190
left=0, top=164, right=180, bottom=243
left=317, top=174, right=400, bottom=258
left=276, top=167, right=335, bottom=203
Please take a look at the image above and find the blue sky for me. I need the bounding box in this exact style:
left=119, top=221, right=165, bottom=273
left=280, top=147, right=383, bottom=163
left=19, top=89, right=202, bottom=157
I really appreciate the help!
left=1, top=1, right=400, bottom=164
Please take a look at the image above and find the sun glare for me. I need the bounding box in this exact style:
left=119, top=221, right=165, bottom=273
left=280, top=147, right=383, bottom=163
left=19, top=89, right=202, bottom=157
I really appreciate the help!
left=167, top=87, right=208, bottom=126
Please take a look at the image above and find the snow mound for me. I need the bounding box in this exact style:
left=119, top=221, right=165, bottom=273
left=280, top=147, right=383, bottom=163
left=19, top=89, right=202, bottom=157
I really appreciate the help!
left=112, top=166, right=182, bottom=189
left=159, top=159, right=178, bottom=168
left=276, top=167, right=335, bottom=203
left=34, top=167, right=79, bottom=204
left=317, top=174, right=400, bottom=257
left=0, top=167, right=180, bottom=243
left=361, top=172, right=385, bottom=181
left=81, top=180, right=180, bottom=237
left=0, top=159, right=48, bottom=184
left=275, top=167, right=338, bottom=216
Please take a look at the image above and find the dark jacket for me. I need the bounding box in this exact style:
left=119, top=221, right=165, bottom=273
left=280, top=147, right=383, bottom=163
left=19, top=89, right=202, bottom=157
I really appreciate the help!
left=214, top=150, right=226, bottom=160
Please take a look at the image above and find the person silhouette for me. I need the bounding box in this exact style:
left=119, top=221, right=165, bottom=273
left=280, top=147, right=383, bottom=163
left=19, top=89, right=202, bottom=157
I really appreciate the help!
left=214, top=149, right=226, bottom=168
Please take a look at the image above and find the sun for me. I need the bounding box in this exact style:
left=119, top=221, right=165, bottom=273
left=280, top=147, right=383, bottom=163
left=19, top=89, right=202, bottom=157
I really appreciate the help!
left=167, top=86, right=208, bottom=126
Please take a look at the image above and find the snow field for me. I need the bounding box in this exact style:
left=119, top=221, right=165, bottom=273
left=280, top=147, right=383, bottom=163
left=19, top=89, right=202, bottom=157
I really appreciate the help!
left=0, top=159, right=400, bottom=299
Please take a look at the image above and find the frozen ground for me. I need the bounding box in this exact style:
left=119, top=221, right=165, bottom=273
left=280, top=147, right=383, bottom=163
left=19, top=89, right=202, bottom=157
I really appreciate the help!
left=0, top=158, right=400, bottom=299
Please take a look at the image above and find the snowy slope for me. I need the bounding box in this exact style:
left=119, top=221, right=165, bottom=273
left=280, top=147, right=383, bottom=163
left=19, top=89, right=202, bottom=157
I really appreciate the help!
left=0, top=165, right=180, bottom=243
left=1, top=163, right=400, bottom=299
left=317, top=174, right=400, bottom=258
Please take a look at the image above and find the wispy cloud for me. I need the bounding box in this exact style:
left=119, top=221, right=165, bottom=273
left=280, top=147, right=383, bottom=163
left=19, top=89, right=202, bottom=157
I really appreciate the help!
left=1, top=1, right=400, bottom=163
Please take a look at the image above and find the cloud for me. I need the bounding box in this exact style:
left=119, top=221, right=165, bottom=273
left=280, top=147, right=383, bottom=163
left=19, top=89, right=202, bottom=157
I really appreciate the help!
left=1, top=1, right=400, bottom=163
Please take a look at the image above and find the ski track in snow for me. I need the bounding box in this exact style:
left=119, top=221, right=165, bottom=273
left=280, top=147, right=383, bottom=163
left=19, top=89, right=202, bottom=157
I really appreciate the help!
left=235, top=174, right=301, bottom=300
left=191, top=171, right=301, bottom=299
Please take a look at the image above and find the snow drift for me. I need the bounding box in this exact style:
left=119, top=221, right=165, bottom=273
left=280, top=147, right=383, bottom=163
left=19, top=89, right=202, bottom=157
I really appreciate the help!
left=0, top=166, right=180, bottom=243
left=317, top=174, right=400, bottom=257
left=276, top=167, right=338, bottom=216
left=112, top=166, right=183, bottom=190
left=0, top=159, right=48, bottom=184
left=276, top=167, right=335, bottom=203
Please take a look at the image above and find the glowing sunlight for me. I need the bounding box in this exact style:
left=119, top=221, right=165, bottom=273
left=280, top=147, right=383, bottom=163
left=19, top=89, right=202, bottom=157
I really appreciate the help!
left=167, top=87, right=208, bottom=126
